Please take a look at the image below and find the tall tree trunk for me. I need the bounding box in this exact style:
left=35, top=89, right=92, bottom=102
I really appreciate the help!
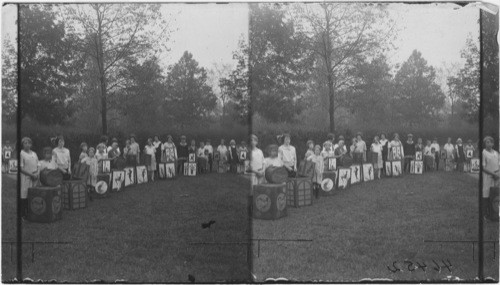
left=97, top=8, right=107, bottom=135
left=327, top=73, right=335, bottom=133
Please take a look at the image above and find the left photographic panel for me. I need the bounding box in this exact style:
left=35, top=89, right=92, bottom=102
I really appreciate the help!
left=2, top=3, right=252, bottom=283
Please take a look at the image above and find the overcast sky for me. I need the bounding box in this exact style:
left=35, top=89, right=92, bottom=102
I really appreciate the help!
left=2, top=3, right=480, bottom=73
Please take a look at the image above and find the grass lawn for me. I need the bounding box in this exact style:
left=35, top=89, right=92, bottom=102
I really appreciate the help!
left=252, top=171, right=499, bottom=282
left=2, top=173, right=251, bottom=283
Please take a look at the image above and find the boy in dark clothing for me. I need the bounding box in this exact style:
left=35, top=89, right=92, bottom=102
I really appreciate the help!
left=403, top=134, right=415, bottom=173
left=177, top=135, right=189, bottom=176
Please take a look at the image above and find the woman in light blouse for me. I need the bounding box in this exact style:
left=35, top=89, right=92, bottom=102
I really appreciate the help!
left=278, top=133, right=297, bottom=177
left=52, top=136, right=71, bottom=180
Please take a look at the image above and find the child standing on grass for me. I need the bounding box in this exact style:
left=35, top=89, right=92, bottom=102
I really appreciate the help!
left=278, top=134, right=297, bottom=177
left=20, top=137, right=39, bottom=218
left=249, top=134, right=265, bottom=187
left=388, top=133, right=404, bottom=162
left=455, top=138, right=465, bottom=172
left=403, top=134, right=415, bottom=173
left=79, top=142, right=89, bottom=163
left=217, top=139, right=229, bottom=171
left=197, top=141, right=207, bottom=174
left=238, top=141, right=249, bottom=173
left=228, top=139, right=238, bottom=173
left=482, top=136, right=499, bottom=220
left=161, top=135, right=177, bottom=163
left=464, top=139, right=475, bottom=172
left=423, top=140, right=434, bottom=171
left=144, top=139, right=156, bottom=182
left=177, top=136, right=189, bottom=176
left=334, top=139, right=347, bottom=167
left=204, top=139, right=214, bottom=172
left=307, top=145, right=324, bottom=198
left=264, top=144, right=284, bottom=170
left=444, top=137, right=455, bottom=172
left=129, top=135, right=141, bottom=166
left=52, top=136, right=71, bottom=180
left=39, top=147, right=57, bottom=171
left=431, top=138, right=440, bottom=171
left=305, top=140, right=314, bottom=160
left=370, top=136, right=383, bottom=179
left=353, top=133, right=367, bottom=164
left=83, top=147, right=98, bottom=201
left=2, top=140, right=13, bottom=173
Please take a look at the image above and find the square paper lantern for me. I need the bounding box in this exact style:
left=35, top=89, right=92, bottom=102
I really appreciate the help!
left=414, top=161, right=423, bottom=174
left=326, top=157, right=336, bottom=171
left=337, top=168, right=351, bottom=190
left=158, top=163, right=166, bottom=179
left=188, top=153, right=196, bottom=163
left=392, top=161, right=402, bottom=177
left=124, top=167, right=136, bottom=187
left=415, top=151, right=423, bottom=161
left=466, top=149, right=473, bottom=159
left=362, top=163, right=374, bottom=182
left=8, top=159, right=17, bottom=174
left=385, top=161, right=392, bottom=177
left=350, top=164, right=361, bottom=184
left=165, top=163, right=176, bottom=178
left=136, top=165, right=148, bottom=184
left=4, top=150, right=11, bottom=160
left=111, top=170, right=125, bottom=192
left=471, top=158, right=480, bottom=174
left=239, top=151, right=247, bottom=160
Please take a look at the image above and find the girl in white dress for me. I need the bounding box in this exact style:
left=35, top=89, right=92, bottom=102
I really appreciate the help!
left=370, top=136, right=383, bottom=179
left=249, top=135, right=265, bottom=189
left=482, top=136, right=499, bottom=220
left=20, top=137, right=39, bottom=218
left=307, top=145, right=324, bottom=198
left=443, top=137, right=455, bottom=171
left=144, top=138, right=157, bottom=182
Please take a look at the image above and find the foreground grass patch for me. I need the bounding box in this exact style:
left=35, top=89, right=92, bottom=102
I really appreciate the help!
left=252, top=172, right=499, bottom=282
left=2, top=173, right=251, bottom=283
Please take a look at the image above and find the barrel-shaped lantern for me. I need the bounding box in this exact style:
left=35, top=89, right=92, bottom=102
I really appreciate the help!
left=265, top=166, right=288, bottom=184
left=39, top=169, right=63, bottom=187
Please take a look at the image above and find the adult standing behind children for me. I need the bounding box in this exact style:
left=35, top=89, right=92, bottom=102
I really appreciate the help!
left=403, top=134, right=415, bottom=173
left=129, top=135, right=141, bottom=166
left=482, top=136, right=499, bottom=221
left=278, top=133, right=297, bottom=177
left=217, top=139, right=229, bottom=171
left=353, top=132, right=367, bottom=164
left=2, top=140, right=13, bottom=173
left=20, top=137, right=39, bottom=218
left=455, top=138, right=465, bottom=172
left=177, top=135, right=189, bottom=175
left=52, top=136, right=71, bottom=180
left=431, top=138, right=441, bottom=170
left=153, top=136, right=162, bottom=167
left=371, top=136, right=383, bottom=179
left=204, top=139, right=214, bottom=172
left=443, top=137, right=455, bottom=171
left=379, top=134, right=389, bottom=174
left=249, top=134, right=265, bottom=187
left=161, top=135, right=177, bottom=163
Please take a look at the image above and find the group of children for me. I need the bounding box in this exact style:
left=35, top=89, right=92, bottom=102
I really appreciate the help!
left=246, top=132, right=498, bottom=221
left=16, top=134, right=253, bottom=216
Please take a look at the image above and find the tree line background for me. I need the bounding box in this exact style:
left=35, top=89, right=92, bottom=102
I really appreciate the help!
left=2, top=4, right=498, bottom=154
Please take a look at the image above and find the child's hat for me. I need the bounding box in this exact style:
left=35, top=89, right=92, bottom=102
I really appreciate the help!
left=230, top=139, right=236, bottom=145
left=483, top=136, right=494, bottom=144
left=251, top=134, right=258, bottom=141
left=306, top=140, right=314, bottom=146
left=456, top=138, right=462, bottom=143
left=314, top=145, right=321, bottom=151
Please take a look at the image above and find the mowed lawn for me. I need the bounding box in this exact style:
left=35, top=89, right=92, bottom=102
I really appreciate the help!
left=2, top=173, right=251, bottom=283
left=252, top=172, right=499, bottom=282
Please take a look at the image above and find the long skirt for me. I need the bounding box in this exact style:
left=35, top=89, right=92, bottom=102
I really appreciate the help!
left=371, top=152, right=382, bottom=169
left=445, top=158, right=454, bottom=171
left=147, top=155, right=156, bottom=171
left=483, top=173, right=499, bottom=198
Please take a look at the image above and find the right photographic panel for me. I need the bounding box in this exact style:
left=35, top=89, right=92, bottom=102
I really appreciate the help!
left=248, top=2, right=499, bottom=282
